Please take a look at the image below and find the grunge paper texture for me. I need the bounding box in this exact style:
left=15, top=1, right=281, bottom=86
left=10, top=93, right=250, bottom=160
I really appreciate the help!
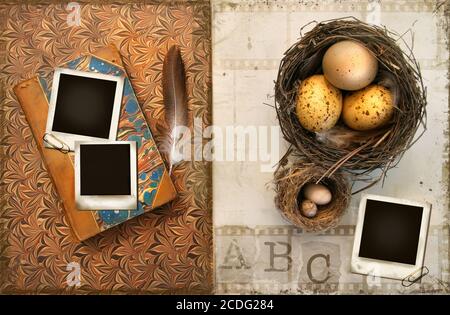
left=213, top=0, right=449, bottom=294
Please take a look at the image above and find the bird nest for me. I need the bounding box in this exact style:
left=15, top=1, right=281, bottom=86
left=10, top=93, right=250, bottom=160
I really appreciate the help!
left=274, top=17, right=426, bottom=189
left=274, top=159, right=350, bottom=232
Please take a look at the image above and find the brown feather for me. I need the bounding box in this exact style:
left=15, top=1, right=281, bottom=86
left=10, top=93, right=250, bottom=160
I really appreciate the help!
left=316, top=125, right=389, bottom=149
left=162, top=45, right=188, bottom=171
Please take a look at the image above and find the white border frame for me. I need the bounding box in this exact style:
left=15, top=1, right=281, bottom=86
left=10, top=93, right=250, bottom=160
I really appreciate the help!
left=75, top=141, right=138, bottom=210
left=45, top=68, right=124, bottom=152
left=351, top=194, right=431, bottom=281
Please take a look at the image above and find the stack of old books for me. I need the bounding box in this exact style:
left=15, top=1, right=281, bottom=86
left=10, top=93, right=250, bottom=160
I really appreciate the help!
left=14, top=45, right=177, bottom=241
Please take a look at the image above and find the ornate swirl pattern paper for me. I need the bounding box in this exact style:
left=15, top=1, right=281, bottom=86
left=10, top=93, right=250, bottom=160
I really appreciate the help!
left=0, top=1, right=212, bottom=294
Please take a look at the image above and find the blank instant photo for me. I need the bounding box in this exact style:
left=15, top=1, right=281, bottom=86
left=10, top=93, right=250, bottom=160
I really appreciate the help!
left=45, top=68, right=124, bottom=151
left=351, top=194, right=431, bottom=281
left=75, top=141, right=137, bottom=210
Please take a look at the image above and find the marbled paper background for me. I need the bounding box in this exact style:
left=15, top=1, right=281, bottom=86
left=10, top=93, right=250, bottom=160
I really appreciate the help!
left=0, top=1, right=212, bottom=293
left=213, top=0, right=449, bottom=294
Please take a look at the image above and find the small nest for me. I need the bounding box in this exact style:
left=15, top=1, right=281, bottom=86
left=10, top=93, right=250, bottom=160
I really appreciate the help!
left=274, top=160, right=350, bottom=232
left=275, top=17, right=426, bottom=184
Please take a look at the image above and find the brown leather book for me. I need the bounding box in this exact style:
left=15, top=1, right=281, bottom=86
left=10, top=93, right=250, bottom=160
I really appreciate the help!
left=13, top=45, right=177, bottom=241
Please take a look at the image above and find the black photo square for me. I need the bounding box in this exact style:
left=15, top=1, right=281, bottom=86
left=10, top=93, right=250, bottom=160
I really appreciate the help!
left=80, top=143, right=131, bottom=196
left=358, top=199, right=423, bottom=265
left=45, top=68, right=124, bottom=152
left=52, top=73, right=117, bottom=139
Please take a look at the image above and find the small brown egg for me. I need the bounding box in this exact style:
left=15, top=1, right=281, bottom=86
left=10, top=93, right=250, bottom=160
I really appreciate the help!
left=296, top=75, right=342, bottom=132
left=301, top=199, right=318, bottom=218
left=303, top=183, right=332, bottom=205
left=343, top=84, right=394, bottom=131
left=322, top=40, right=378, bottom=91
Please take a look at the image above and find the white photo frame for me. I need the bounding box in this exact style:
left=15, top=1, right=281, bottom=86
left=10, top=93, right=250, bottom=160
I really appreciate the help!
left=75, top=141, right=137, bottom=210
left=351, top=194, right=431, bottom=281
left=45, top=68, right=124, bottom=152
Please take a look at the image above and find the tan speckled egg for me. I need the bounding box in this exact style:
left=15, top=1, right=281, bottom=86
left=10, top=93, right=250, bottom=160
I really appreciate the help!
left=300, top=199, right=318, bottom=218
left=322, top=40, right=378, bottom=91
left=296, top=75, right=342, bottom=132
left=343, top=85, right=394, bottom=131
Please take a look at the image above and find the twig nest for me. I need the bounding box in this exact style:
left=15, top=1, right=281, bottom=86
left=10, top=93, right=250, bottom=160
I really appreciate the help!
left=274, top=160, right=350, bottom=232
left=274, top=17, right=426, bottom=179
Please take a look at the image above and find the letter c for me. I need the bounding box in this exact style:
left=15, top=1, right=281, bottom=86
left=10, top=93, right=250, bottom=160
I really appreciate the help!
left=307, top=253, right=331, bottom=284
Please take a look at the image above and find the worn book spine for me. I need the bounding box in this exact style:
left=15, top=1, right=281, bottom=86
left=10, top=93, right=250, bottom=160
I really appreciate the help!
left=14, top=77, right=100, bottom=241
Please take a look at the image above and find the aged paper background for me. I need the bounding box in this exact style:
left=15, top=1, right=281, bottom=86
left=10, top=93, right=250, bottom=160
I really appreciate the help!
left=213, top=0, right=449, bottom=294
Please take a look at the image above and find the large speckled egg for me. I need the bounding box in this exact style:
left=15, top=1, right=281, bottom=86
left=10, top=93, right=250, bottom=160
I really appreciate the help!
left=322, top=40, right=378, bottom=91
left=296, top=75, right=342, bottom=132
left=343, top=84, right=394, bottom=131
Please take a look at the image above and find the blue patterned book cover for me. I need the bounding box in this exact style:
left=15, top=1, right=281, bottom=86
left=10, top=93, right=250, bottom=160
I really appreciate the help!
left=39, top=52, right=176, bottom=232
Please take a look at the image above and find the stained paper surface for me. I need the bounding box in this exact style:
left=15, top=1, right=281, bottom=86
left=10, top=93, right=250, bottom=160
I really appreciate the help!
left=213, top=0, right=449, bottom=294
